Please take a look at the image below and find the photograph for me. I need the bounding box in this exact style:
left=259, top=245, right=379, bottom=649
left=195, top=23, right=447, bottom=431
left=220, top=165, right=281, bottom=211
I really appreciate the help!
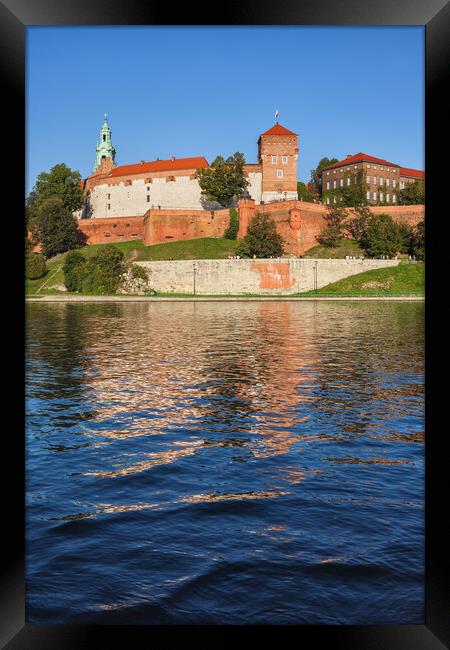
left=24, top=24, right=427, bottom=626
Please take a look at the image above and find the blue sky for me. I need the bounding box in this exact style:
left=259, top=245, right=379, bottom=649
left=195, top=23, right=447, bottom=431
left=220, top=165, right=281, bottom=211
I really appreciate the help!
left=26, top=26, right=424, bottom=194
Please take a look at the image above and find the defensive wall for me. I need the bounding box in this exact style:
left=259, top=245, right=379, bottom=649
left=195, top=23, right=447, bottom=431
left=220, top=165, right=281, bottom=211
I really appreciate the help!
left=135, top=258, right=400, bottom=296
left=75, top=200, right=424, bottom=253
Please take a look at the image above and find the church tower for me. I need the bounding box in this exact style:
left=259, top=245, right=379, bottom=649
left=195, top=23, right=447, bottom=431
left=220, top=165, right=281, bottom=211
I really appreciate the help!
left=94, top=113, right=116, bottom=171
left=258, top=123, right=298, bottom=202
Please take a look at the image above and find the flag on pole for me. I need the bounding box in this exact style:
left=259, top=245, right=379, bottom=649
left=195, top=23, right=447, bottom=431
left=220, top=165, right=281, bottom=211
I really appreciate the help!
left=275, top=110, right=279, bottom=120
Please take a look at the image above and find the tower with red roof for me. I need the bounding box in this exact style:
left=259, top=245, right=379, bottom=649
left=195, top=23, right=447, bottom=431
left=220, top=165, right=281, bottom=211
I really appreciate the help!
left=258, top=123, right=299, bottom=203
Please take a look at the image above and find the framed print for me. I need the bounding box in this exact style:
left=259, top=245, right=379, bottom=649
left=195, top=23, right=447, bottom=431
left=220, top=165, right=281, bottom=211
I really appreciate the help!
left=2, top=0, right=448, bottom=647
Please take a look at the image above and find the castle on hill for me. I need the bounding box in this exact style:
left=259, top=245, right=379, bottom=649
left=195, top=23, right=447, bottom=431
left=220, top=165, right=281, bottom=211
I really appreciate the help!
left=75, top=115, right=300, bottom=219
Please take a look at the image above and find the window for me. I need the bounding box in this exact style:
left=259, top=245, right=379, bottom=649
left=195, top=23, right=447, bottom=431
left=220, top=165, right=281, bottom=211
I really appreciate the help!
left=107, top=204, right=110, bottom=210
left=276, top=169, right=283, bottom=178
left=326, top=182, right=330, bottom=190
left=272, top=156, right=277, bottom=164
left=333, top=170, right=336, bottom=174
left=147, top=195, right=150, bottom=202
left=367, top=175, right=370, bottom=184
left=326, top=171, right=330, bottom=176
left=333, top=180, right=337, bottom=188
left=373, top=192, right=377, bottom=201
left=282, top=156, right=288, bottom=164
left=386, top=179, right=390, bottom=187
left=379, top=178, right=383, bottom=186
left=107, top=193, right=110, bottom=199
left=147, top=186, right=150, bottom=191
left=393, top=180, right=396, bottom=188
left=326, top=196, right=330, bottom=205
left=103, top=134, right=106, bottom=142
left=380, top=192, right=384, bottom=202
left=367, top=165, right=371, bottom=169
left=393, top=194, right=397, bottom=203
left=340, top=179, right=343, bottom=187
left=373, top=176, right=377, bottom=184
left=333, top=195, right=337, bottom=203
left=386, top=194, right=390, bottom=202
left=366, top=191, right=370, bottom=200
left=347, top=177, right=351, bottom=186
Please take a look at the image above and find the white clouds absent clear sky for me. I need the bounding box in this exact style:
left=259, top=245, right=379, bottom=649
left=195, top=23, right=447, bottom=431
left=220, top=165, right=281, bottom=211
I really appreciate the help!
left=26, top=26, right=424, bottom=193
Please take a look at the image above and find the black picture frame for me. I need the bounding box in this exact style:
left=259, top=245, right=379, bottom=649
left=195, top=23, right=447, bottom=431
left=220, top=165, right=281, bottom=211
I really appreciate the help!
left=4, top=1, right=448, bottom=647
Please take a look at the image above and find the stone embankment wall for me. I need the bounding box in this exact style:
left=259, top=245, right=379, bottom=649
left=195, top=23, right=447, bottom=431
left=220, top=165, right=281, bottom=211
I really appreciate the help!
left=135, top=258, right=400, bottom=295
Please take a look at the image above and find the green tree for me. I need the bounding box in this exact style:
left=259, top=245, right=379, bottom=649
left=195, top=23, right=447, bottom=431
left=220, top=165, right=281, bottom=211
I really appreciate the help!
left=359, top=214, right=402, bottom=258
left=224, top=207, right=239, bottom=239
left=317, top=204, right=348, bottom=247
left=36, top=197, right=82, bottom=258
left=310, top=157, right=338, bottom=200
left=398, top=180, right=425, bottom=205
left=410, top=220, right=425, bottom=260
left=297, top=182, right=314, bottom=202
left=397, top=221, right=414, bottom=254
left=63, top=250, right=86, bottom=292
left=236, top=212, right=284, bottom=258
left=346, top=204, right=371, bottom=241
left=25, top=253, right=47, bottom=280
left=31, top=163, right=84, bottom=212
left=196, top=152, right=249, bottom=208
left=82, top=245, right=125, bottom=295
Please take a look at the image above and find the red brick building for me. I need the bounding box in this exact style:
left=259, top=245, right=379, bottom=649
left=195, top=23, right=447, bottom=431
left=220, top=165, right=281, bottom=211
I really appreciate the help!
left=321, top=152, right=424, bottom=205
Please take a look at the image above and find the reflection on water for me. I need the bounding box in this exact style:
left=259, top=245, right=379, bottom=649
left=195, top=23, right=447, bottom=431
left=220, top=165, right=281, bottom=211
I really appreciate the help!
left=26, top=301, right=424, bottom=624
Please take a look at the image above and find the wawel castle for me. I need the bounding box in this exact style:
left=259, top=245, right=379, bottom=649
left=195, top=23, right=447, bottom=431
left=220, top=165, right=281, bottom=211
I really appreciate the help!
left=75, top=115, right=423, bottom=220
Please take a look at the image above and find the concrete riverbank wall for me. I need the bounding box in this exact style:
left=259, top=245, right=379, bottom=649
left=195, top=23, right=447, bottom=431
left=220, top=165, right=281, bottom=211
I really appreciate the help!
left=136, top=258, right=400, bottom=295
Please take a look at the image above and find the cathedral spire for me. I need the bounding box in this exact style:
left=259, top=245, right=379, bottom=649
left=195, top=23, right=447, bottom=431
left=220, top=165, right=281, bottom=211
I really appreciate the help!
left=94, top=113, right=116, bottom=171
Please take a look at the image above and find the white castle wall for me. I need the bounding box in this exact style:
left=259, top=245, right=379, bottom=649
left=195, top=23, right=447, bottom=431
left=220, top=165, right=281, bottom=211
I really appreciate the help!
left=78, top=171, right=265, bottom=220
left=87, top=176, right=206, bottom=218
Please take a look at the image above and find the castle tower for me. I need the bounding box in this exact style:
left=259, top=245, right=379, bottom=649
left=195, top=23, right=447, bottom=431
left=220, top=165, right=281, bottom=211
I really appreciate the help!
left=258, top=123, right=298, bottom=202
left=94, top=113, right=116, bottom=171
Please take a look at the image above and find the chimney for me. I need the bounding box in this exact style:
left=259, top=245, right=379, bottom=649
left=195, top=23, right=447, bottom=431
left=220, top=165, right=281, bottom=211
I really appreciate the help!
left=171, top=156, right=176, bottom=161
left=346, top=154, right=352, bottom=158
left=140, top=160, right=144, bottom=164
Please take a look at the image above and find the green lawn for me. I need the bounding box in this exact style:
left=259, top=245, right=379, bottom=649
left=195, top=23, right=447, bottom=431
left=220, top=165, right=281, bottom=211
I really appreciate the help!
left=299, top=261, right=424, bottom=297
left=301, top=239, right=365, bottom=259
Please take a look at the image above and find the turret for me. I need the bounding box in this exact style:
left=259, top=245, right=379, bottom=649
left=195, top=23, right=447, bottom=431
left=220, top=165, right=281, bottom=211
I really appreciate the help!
left=94, top=113, right=116, bottom=171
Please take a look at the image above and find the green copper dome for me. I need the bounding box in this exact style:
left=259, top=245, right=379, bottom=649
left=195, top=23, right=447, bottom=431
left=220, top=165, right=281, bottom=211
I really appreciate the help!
left=94, top=113, right=116, bottom=171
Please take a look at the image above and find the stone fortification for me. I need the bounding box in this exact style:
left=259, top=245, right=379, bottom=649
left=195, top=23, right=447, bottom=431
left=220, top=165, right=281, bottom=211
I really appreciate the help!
left=76, top=200, right=424, bottom=254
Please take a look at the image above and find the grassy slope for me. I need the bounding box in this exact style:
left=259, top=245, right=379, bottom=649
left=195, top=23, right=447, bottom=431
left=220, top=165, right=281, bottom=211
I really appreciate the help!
left=301, top=239, right=364, bottom=259
left=26, top=238, right=240, bottom=295
left=299, top=261, right=424, bottom=297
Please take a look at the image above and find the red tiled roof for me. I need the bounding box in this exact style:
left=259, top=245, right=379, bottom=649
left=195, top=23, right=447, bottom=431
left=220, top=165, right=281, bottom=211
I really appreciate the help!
left=260, top=123, right=297, bottom=137
left=107, top=156, right=209, bottom=177
left=323, top=153, right=400, bottom=170
left=399, top=167, right=424, bottom=179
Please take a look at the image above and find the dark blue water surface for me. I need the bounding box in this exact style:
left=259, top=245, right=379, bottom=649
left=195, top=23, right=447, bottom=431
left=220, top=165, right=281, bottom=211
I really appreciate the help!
left=26, top=301, right=424, bottom=624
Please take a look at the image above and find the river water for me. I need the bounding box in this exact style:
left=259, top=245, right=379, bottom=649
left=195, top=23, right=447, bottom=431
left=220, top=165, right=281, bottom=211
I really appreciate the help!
left=25, top=301, right=424, bottom=624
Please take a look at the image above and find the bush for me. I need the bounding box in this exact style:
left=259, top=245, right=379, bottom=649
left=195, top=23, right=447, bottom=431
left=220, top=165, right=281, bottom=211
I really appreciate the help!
left=63, top=245, right=125, bottom=294
left=82, top=245, right=125, bottom=295
left=224, top=208, right=239, bottom=239
left=26, top=253, right=47, bottom=280
left=236, top=212, right=284, bottom=258
left=63, top=250, right=86, bottom=292
left=131, top=264, right=148, bottom=281
left=359, top=214, right=402, bottom=258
